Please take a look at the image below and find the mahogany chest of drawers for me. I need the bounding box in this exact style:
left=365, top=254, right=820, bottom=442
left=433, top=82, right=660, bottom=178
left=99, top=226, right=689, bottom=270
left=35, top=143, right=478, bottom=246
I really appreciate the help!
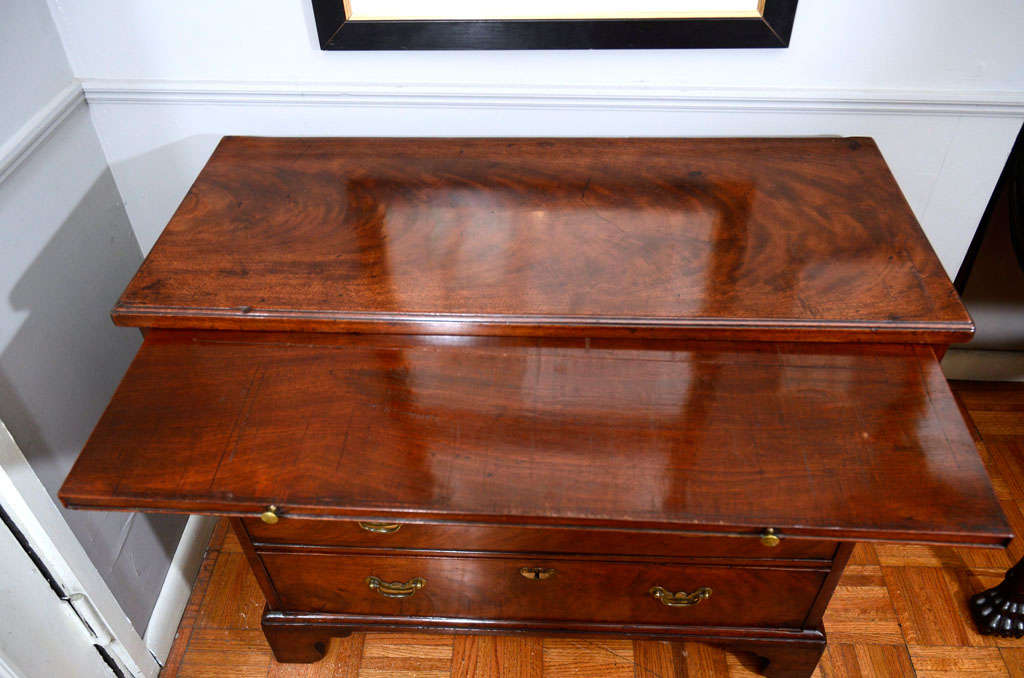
left=60, top=137, right=1010, bottom=677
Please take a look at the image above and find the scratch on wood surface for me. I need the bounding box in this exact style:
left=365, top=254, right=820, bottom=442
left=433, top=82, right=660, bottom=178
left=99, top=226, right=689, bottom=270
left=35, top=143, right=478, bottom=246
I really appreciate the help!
left=334, top=406, right=356, bottom=475
left=209, top=363, right=266, bottom=488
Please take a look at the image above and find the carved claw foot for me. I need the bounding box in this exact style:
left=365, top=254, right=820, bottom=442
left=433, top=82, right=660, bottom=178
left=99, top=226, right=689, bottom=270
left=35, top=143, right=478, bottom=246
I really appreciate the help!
left=970, top=558, right=1024, bottom=638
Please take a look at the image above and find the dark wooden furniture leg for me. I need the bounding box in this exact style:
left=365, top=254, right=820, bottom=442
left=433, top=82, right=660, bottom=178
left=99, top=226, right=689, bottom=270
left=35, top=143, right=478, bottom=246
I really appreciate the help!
left=971, top=556, right=1024, bottom=638
left=731, top=636, right=825, bottom=678
left=262, top=610, right=353, bottom=663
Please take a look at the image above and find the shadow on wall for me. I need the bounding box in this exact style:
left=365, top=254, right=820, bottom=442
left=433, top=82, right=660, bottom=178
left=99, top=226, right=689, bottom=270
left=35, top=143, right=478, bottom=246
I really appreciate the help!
left=106, top=133, right=221, bottom=253
left=0, top=165, right=185, bottom=632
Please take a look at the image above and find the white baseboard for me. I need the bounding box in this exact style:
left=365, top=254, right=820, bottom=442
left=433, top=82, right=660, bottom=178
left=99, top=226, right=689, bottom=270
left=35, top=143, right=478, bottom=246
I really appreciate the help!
left=942, top=349, right=1024, bottom=382
left=143, top=514, right=218, bottom=665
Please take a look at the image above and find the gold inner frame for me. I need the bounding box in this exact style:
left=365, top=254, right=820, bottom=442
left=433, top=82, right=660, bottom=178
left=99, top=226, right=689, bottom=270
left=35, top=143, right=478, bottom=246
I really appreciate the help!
left=343, top=0, right=766, bottom=22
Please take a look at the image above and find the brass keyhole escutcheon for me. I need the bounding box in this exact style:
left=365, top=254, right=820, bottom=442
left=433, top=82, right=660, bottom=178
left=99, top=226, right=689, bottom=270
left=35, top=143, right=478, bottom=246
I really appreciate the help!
left=519, top=567, right=556, bottom=580
left=760, top=528, right=781, bottom=547
left=260, top=505, right=280, bottom=524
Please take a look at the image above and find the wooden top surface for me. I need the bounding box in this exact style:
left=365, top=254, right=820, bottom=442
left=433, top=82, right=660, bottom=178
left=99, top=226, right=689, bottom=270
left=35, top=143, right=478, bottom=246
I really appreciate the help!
left=114, top=137, right=971, bottom=342
left=60, top=332, right=1008, bottom=545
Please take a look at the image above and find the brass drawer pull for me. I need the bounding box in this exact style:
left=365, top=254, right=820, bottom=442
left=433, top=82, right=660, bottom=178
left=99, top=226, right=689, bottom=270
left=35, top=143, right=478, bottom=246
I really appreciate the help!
left=519, top=567, right=556, bottom=580
left=366, top=575, right=425, bottom=598
left=760, top=528, right=781, bottom=547
left=358, top=521, right=402, bottom=534
left=649, top=585, right=712, bottom=607
left=259, top=505, right=280, bottom=524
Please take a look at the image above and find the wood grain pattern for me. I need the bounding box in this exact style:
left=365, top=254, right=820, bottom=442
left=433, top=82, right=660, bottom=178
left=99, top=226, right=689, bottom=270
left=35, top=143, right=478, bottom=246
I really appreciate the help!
left=631, top=640, right=679, bottom=677
left=60, top=138, right=1005, bottom=677
left=1001, top=647, right=1024, bottom=678
left=196, top=552, right=267, bottom=630
left=60, top=333, right=1008, bottom=546
left=359, top=633, right=452, bottom=677
left=177, top=628, right=273, bottom=677
left=882, top=566, right=972, bottom=647
left=907, top=646, right=1010, bottom=677
left=820, top=566, right=904, bottom=646
left=817, top=642, right=915, bottom=677
left=259, top=551, right=827, bottom=628
left=155, top=381, right=1024, bottom=677
left=113, top=137, right=971, bottom=343
left=160, top=520, right=228, bottom=677
left=244, top=517, right=837, bottom=562
left=451, top=636, right=542, bottom=678
left=266, top=633, right=363, bottom=677
left=231, top=518, right=284, bottom=609
left=543, top=639, right=634, bottom=677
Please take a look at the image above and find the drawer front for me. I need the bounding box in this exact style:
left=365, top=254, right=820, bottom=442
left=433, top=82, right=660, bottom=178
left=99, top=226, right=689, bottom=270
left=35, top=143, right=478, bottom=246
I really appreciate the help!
left=260, top=552, right=826, bottom=628
left=243, top=518, right=835, bottom=561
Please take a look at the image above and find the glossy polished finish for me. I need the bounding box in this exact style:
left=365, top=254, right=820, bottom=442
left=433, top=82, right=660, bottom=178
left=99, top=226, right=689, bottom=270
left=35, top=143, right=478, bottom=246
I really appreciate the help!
left=113, top=137, right=971, bottom=343
left=156, top=384, right=1024, bottom=678
left=258, top=551, right=827, bottom=628
left=59, top=138, right=1007, bottom=678
left=59, top=332, right=1008, bottom=546
left=242, top=516, right=839, bottom=561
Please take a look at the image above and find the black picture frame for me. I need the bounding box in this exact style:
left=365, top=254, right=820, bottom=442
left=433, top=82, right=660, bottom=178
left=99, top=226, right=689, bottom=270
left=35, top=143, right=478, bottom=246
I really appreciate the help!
left=311, top=0, right=798, bottom=50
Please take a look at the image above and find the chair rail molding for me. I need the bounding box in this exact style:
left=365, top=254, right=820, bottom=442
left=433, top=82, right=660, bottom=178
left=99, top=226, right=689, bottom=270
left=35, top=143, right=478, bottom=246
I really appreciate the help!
left=80, top=79, right=1024, bottom=117
left=0, top=82, right=84, bottom=185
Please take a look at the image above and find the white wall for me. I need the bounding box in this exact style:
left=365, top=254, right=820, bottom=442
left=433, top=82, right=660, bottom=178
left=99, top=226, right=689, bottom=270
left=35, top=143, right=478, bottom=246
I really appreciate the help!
left=1, top=0, right=185, bottom=635
left=0, top=0, right=73, bottom=143
left=48, top=0, right=1024, bottom=91
left=45, top=0, right=1024, bottom=275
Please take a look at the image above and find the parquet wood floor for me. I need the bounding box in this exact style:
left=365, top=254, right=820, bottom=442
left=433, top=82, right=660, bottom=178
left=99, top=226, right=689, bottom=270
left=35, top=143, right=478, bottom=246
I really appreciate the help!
left=160, top=381, right=1024, bottom=677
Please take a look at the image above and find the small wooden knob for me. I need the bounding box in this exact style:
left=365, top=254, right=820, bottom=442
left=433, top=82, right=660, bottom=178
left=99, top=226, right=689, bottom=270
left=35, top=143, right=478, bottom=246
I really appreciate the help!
left=260, top=505, right=280, bottom=524
left=760, top=528, right=780, bottom=547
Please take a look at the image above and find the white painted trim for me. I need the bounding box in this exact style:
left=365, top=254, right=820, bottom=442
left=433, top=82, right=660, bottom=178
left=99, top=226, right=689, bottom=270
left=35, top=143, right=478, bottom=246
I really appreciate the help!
left=143, top=514, right=217, bottom=665
left=0, top=651, right=27, bottom=678
left=81, top=79, right=1024, bottom=117
left=0, top=82, right=84, bottom=184
left=0, top=422, right=160, bottom=678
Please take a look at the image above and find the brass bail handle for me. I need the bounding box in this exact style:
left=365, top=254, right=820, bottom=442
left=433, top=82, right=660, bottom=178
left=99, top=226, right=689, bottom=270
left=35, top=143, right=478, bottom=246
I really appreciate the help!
left=366, top=575, right=426, bottom=598
left=358, top=521, right=402, bottom=534
left=649, top=585, right=712, bottom=607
